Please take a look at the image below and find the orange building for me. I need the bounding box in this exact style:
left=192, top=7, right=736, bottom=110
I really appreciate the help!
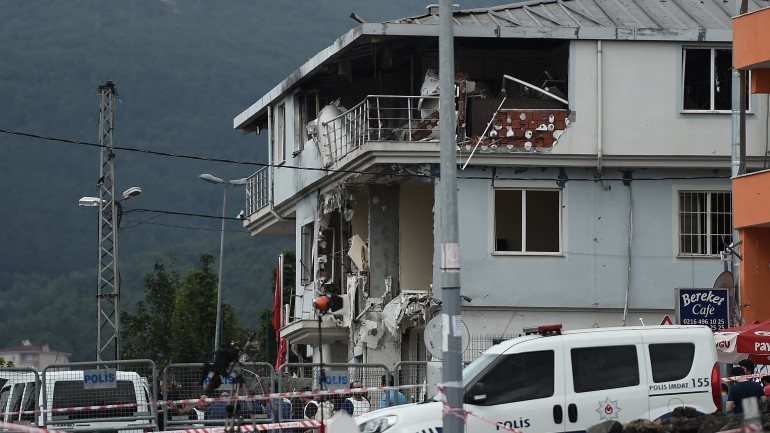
left=732, top=6, right=770, bottom=324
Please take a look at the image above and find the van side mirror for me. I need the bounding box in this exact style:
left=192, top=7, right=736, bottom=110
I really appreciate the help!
left=465, top=382, right=487, bottom=404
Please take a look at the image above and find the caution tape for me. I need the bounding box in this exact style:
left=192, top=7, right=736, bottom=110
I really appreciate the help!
left=156, top=419, right=323, bottom=433
left=0, top=383, right=426, bottom=417
left=721, top=371, right=768, bottom=382
left=0, top=422, right=68, bottom=433
left=437, top=384, right=523, bottom=433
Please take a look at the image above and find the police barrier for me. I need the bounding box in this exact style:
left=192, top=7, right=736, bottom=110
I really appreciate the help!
left=41, top=359, right=157, bottom=432
left=276, top=363, right=390, bottom=422
left=0, top=367, right=40, bottom=427
left=161, top=362, right=274, bottom=429
left=394, top=361, right=428, bottom=404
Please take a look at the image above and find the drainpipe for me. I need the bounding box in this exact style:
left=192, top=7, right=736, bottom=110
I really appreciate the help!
left=730, top=0, right=746, bottom=325
left=596, top=41, right=609, bottom=190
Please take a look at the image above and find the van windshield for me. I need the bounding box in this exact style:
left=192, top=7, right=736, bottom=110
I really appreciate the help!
left=52, top=380, right=137, bottom=420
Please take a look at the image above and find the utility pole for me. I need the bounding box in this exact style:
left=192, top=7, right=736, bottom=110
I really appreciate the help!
left=96, top=80, right=120, bottom=362
left=438, top=1, right=465, bottom=433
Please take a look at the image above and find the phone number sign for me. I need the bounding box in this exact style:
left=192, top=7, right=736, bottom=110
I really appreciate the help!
left=675, top=288, right=729, bottom=331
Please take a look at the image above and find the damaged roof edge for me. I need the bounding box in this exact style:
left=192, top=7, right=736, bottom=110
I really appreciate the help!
left=233, top=22, right=732, bottom=131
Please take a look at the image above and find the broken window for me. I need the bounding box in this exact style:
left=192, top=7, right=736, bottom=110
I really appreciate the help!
left=273, top=103, right=286, bottom=163
left=678, top=191, right=732, bottom=256
left=494, top=189, right=560, bottom=253
left=683, top=48, right=750, bottom=111
left=296, top=91, right=328, bottom=153
left=300, top=222, right=314, bottom=285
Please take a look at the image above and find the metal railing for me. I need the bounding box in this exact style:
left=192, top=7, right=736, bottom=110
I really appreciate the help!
left=322, top=95, right=441, bottom=165
left=161, top=362, right=275, bottom=429
left=245, top=167, right=269, bottom=215
left=41, top=359, right=158, bottom=432
left=0, top=367, right=40, bottom=426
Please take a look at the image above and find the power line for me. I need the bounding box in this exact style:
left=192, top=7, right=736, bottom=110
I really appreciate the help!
left=126, top=208, right=240, bottom=220
left=0, top=127, right=733, bottom=183
left=127, top=220, right=250, bottom=233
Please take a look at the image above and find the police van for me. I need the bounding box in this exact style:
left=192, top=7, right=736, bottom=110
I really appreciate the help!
left=358, top=325, right=720, bottom=433
left=39, top=370, right=155, bottom=433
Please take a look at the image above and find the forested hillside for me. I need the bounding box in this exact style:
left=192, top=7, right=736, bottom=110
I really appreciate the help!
left=0, top=0, right=493, bottom=361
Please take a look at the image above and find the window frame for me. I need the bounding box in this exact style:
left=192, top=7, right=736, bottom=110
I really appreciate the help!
left=676, top=189, right=732, bottom=258
left=300, top=222, right=314, bottom=286
left=681, top=46, right=752, bottom=114
left=570, top=345, right=640, bottom=393
left=465, top=350, right=555, bottom=406
left=491, top=187, right=563, bottom=256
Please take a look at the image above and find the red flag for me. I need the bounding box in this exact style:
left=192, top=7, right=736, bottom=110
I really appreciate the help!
left=276, top=338, right=288, bottom=371
left=271, top=264, right=281, bottom=341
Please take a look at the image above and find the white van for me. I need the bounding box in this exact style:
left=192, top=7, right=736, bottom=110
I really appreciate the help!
left=0, top=372, right=39, bottom=426
left=358, top=325, right=720, bottom=433
left=40, top=370, right=155, bottom=433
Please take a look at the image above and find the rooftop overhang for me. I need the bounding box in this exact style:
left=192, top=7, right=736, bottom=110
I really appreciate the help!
left=733, top=6, right=770, bottom=93
left=734, top=169, right=770, bottom=229
left=233, top=23, right=732, bottom=132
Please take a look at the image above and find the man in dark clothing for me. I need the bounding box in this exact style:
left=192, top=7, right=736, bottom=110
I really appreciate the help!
left=739, top=359, right=756, bottom=375
left=727, top=366, right=765, bottom=414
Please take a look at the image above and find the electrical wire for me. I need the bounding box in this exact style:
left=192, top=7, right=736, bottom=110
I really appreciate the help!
left=128, top=220, right=250, bottom=233
left=126, top=208, right=240, bottom=220
left=0, top=127, right=734, bottom=183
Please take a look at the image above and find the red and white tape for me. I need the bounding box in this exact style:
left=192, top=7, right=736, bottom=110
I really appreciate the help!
left=0, top=383, right=425, bottom=417
left=156, top=419, right=323, bottom=433
left=721, top=371, right=768, bottom=382
left=0, top=421, right=68, bottom=433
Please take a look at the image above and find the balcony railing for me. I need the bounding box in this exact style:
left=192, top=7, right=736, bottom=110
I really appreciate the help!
left=245, top=166, right=269, bottom=214
left=322, top=95, right=440, bottom=165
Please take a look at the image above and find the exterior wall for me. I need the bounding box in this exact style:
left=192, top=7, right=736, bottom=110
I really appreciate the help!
left=399, top=181, right=434, bottom=292
left=453, top=166, right=730, bottom=314
left=293, top=193, right=318, bottom=320
left=554, top=40, right=770, bottom=158
left=733, top=8, right=770, bottom=70
left=740, top=227, right=770, bottom=324
left=734, top=170, right=770, bottom=229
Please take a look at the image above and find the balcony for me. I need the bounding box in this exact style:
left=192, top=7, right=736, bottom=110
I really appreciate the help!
left=320, top=95, right=440, bottom=166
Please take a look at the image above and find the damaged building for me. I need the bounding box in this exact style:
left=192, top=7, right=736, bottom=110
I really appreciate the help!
left=234, top=0, right=770, bottom=369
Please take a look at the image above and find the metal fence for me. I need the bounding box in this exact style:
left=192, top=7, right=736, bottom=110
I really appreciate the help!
left=393, top=361, right=428, bottom=404
left=465, top=335, right=519, bottom=363
left=41, top=359, right=157, bottom=432
left=277, top=362, right=390, bottom=422
left=0, top=367, right=40, bottom=427
left=322, top=95, right=441, bottom=164
left=245, top=167, right=269, bottom=215
left=161, top=362, right=275, bottom=429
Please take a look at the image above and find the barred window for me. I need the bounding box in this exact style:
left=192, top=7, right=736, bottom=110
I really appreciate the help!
left=678, top=191, right=732, bottom=256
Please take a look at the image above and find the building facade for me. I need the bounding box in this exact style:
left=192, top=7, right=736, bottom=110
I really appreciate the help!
left=234, top=1, right=770, bottom=368
left=0, top=340, right=70, bottom=370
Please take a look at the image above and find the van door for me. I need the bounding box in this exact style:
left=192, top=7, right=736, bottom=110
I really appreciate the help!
left=464, top=338, right=567, bottom=433
left=563, top=333, right=649, bottom=429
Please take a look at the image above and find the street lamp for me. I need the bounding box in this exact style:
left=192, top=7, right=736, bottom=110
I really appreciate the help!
left=198, top=173, right=247, bottom=352
left=79, top=186, right=141, bottom=361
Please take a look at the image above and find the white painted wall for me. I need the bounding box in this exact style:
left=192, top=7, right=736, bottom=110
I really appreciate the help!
left=555, top=40, right=770, bottom=157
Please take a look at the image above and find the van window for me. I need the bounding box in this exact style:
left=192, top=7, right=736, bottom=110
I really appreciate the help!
left=572, top=345, right=639, bottom=392
left=649, top=343, right=695, bottom=382
left=472, top=350, right=554, bottom=405
left=52, top=380, right=137, bottom=420
left=0, top=386, right=11, bottom=419
left=9, top=383, right=25, bottom=419
left=19, top=382, right=37, bottom=422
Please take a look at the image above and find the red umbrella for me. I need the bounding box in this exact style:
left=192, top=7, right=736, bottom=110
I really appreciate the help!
left=714, top=320, right=770, bottom=364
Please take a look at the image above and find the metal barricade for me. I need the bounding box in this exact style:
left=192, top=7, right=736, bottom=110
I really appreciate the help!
left=41, top=359, right=157, bottom=432
left=161, top=362, right=274, bottom=429
left=0, top=367, right=40, bottom=427
left=394, top=361, right=428, bottom=404
left=277, top=363, right=390, bottom=422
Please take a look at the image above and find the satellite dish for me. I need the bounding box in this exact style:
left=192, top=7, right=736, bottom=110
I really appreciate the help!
left=713, top=271, right=734, bottom=296
left=423, top=315, right=470, bottom=360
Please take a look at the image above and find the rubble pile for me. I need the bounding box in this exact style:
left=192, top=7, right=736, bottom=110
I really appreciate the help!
left=587, top=403, right=770, bottom=433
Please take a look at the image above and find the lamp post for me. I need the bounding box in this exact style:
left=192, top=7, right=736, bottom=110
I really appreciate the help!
left=199, top=173, right=247, bottom=352
left=79, top=186, right=142, bottom=361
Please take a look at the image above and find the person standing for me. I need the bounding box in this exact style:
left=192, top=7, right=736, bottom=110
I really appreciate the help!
left=379, top=374, right=407, bottom=408
left=341, top=381, right=371, bottom=417
left=726, top=366, right=765, bottom=414
left=301, top=388, right=334, bottom=420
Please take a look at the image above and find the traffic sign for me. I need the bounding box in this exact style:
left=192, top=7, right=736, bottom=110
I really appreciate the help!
left=660, top=315, right=673, bottom=325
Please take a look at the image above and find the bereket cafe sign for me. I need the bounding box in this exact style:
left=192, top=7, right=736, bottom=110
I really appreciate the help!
left=675, top=288, right=729, bottom=331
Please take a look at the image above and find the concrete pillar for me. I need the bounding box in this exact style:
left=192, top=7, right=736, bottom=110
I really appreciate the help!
left=368, top=184, right=400, bottom=300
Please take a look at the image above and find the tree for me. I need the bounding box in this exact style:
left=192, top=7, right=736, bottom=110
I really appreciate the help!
left=122, top=254, right=247, bottom=369
left=121, top=261, right=179, bottom=370
left=0, top=356, right=13, bottom=367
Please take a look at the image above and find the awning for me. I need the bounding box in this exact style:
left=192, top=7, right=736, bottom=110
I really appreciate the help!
left=714, top=320, right=770, bottom=364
